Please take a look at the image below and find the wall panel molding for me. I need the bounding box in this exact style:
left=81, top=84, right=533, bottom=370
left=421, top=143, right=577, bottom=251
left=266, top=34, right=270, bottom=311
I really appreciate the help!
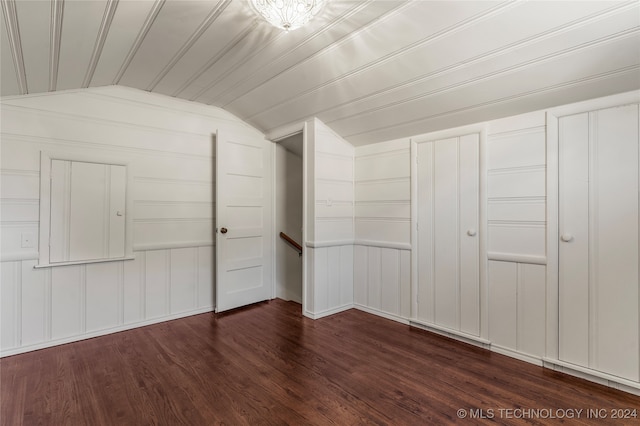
left=0, top=133, right=213, bottom=161
left=488, top=125, right=545, bottom=139
left=112, top=0, right=165, bottom=84
left=354, top=240, right=411, bottom=251
left=82, top=0, right=119, bottom=88
left=1, top=104, right=213, bottom=140
left=344, top=65, right=640, bottom=144
left=487, top=252, right=546, bottom=265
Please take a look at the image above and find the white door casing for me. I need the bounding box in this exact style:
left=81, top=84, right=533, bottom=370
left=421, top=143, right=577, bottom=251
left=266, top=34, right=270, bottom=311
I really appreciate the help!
left=216, top=128, right=273, bottom=312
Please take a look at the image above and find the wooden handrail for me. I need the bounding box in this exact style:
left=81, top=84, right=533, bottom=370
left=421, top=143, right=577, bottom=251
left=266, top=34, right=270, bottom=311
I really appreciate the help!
left=280, top=232, right=302, bottom=255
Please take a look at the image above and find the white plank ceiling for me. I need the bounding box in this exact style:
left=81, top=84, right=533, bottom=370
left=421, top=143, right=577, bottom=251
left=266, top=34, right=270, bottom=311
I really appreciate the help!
left=1, top=0, right=639, bottom=145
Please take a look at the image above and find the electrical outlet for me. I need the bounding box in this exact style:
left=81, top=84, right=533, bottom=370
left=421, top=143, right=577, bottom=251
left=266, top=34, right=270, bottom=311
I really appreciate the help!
left=21, top=232, right=36, bottom=248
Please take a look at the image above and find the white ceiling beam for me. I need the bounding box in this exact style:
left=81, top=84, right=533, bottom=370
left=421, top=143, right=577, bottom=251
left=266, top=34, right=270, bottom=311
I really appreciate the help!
left=145, top=0, right=232, bottom=92
left=202, top=0, right=374, bottom=106
left=1, top=0, right=27, bottom=94
left=265, top=0, right=640, bottom=135
left=82, top=0, right=119, bottom=88
left=49, top=0, right=64, bottom=91
left=113, top=0, right=165, bottom=85
left=242, top=0, right=516, bottom=124
left=171, top=20, right=258, bottom=98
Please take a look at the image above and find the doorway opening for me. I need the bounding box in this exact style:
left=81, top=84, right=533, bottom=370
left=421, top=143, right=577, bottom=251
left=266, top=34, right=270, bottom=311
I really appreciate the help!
left=274, top=132, right=303, bottom=304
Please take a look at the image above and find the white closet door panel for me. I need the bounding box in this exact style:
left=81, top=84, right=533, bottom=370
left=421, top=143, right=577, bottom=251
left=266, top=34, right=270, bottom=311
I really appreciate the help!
left=558, top=103, right=639, bottom=382
left=417, top=134, right=480, bottom=333
left=69, top=161, right=108, bottom=261
left=558, top=113, right=590, bottom=368
left=50, top=160, right=71, bottom=263
left=434, top=139, right=459, bottom=330
left=417, top=143, right=435, bottom=323
left=459, top=134, right=480, bottom=336
left=108, top=165, right=126, bottom=258
left=591, top=105, right=639, bottom=380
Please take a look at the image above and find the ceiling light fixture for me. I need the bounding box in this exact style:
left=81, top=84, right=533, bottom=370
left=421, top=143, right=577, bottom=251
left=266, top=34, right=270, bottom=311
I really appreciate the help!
left=249, top=0, right=326, bottom=31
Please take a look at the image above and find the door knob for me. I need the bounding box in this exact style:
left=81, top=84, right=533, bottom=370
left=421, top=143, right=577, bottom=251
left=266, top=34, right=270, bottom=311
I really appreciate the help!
left=467, top=229, right=477, bottom=237
left=220, top=227, right=228, bottom=234
left=560, top=234, right=573, bottom=242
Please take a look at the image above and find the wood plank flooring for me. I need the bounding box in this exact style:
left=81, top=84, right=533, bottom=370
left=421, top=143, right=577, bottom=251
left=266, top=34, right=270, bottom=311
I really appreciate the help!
left=2, top=299, right=639, bottom=425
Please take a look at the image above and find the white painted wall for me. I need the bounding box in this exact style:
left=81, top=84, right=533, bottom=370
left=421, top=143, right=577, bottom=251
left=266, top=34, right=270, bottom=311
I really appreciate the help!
left=0, top=86, right=259, bottom=356
left=354, top=91, right=640, bottom=394
left=485, top=111, right=547, bottom=362
left=303, top=118, right=354, bottom=318
left=353, top=139, right=411, bottom=323
left=275, top=142, right=303, bottom=303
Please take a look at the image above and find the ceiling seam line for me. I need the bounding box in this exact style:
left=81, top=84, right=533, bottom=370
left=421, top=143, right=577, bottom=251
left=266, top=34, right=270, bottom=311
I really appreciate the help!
left=260, top=0, right=639, bottom=133
left=170, top=21, right=258, bottom=99
left=343, top=65, right=640, bottom=140
left=239, top=0, right=520, bottom=121
left=49, top=0, right=64, bottom=91
left=218, top=0, right=413, bottom=108
left=112, top=0, right=165, bottom=85
left=323, top=27, right=640, bottom=128
left=1, top=0, right=28, bottom=94
left=204, top=0, right=375, bottom=105
left=82, top=0, right=119, bottom=88
left=146, top=0, right=231, bottom=92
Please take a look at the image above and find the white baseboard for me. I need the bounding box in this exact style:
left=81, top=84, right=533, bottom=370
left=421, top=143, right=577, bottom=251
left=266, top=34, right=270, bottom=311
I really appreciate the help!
left=304, top=303, right=353, bottom=319
left=353, top=304, right=410, bottom=325
left=491, top=344, right=543, bottom=366
left=543, top=358, right=640, bottom=396
left=1, top=306, right=214, bottom=358
left=410, top=320, right=491, bottom=348
left=276, top=291, right=302, bottom=304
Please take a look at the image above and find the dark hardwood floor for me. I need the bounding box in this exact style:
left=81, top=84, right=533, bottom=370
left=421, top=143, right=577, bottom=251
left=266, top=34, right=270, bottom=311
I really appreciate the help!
left=2, top=299, right=639, bottom=425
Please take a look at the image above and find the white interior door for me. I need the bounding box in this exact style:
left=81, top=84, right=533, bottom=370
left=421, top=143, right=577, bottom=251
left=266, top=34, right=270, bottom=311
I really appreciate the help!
left=416, top=133, right=480, bottom=335
left=216, top=128, right=273, bottom=312
left=558, top=103, right=639, bottom=381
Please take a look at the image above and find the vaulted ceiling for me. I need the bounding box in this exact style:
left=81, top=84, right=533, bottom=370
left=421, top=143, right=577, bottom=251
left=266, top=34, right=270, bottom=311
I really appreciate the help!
left=1, top=0, right=639, bottom=145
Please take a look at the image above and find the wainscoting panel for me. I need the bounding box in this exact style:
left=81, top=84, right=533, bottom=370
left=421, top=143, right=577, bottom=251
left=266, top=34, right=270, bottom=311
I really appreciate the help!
left=1, top=245, right=214, bottom=357
left=354, top=138, right=411, bottom=322
left=488, top=260, right=546, bottom=359
left=353, top=244, right=411, bottom=322
left=304, top=119, right=355, bottom=319
left=0, top=86, right=232, bottom=356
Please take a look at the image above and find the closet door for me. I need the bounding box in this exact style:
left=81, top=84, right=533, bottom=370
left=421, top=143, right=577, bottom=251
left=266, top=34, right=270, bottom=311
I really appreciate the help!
left=558, top=103, right=639, bottom=381
left=416, top=133, right=480, bottom=336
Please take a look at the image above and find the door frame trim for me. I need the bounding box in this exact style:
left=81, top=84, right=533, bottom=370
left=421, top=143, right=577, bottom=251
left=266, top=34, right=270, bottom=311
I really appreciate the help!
left=267, top=121, right=307, bottom=314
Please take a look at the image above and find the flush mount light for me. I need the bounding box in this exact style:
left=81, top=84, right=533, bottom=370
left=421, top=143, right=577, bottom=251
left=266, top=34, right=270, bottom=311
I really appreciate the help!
left=249, top=0, right=326, bottom=31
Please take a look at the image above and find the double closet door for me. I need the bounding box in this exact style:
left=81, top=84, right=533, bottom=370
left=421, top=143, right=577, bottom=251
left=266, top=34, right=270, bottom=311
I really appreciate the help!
left=558, top=103, right=639, bottom=381
left=416, top=133, right=481, bottom=336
